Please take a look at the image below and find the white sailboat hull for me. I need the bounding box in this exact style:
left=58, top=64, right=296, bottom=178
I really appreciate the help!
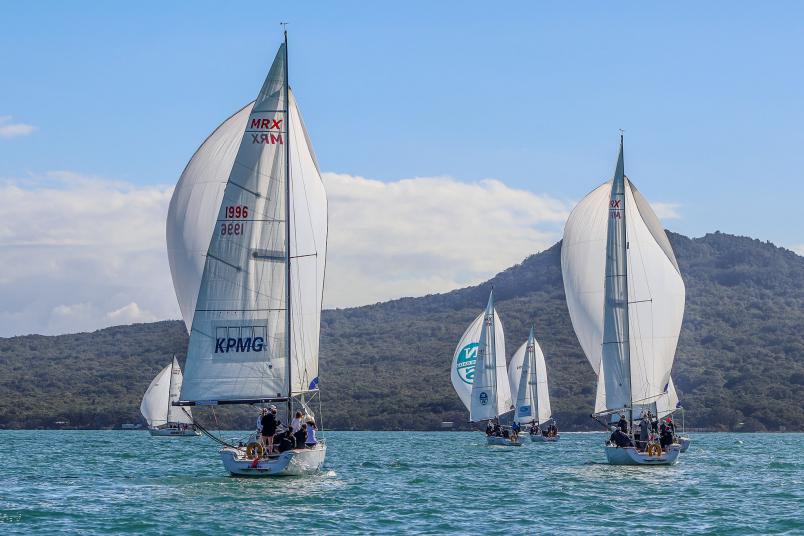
left=530, top=433, right=559, bottom=443
left=148, top=427, right=200, bottom=437
left=486, top=436, right=524, bottom=447
left=220, top=443, right=327, bottom=476
left=604, top=444, right=681, bottom=465
left=678, top=436, right=691, bottom=452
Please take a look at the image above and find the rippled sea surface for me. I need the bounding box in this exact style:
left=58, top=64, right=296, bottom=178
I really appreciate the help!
left=0, top=431, right=801, bottom=534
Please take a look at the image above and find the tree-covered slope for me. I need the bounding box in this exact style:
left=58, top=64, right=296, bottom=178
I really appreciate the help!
left=0, top=232, right=801, bottom=431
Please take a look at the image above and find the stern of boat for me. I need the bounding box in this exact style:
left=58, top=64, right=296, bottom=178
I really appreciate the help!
left=220, top=443, right=327, bottom=477
left=605, top=444, right=681, bottom=466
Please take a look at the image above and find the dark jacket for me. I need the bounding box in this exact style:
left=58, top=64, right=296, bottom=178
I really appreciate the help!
left=293, top=429, right=306, bottom=447
left=261, top=413, right=278, bottom=436
left=277, top=434, right=295, bottom=452
left=610, top=429, right=634, bottom=448
left=617, top=418, right=629, bottom=433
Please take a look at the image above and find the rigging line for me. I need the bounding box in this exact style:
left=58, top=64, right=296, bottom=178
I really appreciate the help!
left=180, top=408, right=238, bottom=449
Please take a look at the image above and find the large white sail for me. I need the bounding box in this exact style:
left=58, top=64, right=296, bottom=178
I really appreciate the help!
left=166, top=357, right=193, bottom=424
left=451, top=309, right=504, bottom=412
left=171, top=44, right=327, bottom=404
left=509, top=328, right=552, bottom=425
left=561, top=138, right=685, bottom=416
left=469, top=291, right=512, bottom=421
left=141, top=359, right=193, bottom=426
left=141, top=364, right=171, bottom=427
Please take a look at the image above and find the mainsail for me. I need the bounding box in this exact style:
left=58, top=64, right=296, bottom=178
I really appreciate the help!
left=508, top=327, right=552, bottom=425
left=561, top=137, right=685, bottom=417
left=140, top=358, right=193, bottom=426
left=451, top=308, right=505, bottom=413
left=469, top=291, right=513, bottom=421
left=169, top=42, right=327, bottom=404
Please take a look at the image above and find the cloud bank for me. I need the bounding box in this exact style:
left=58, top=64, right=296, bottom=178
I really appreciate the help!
left=0, top=171, right=683, bottom=336
left=0, top=116, right=36, bottom=139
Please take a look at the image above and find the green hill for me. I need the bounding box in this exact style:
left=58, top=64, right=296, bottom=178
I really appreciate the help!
left=1, top=231, right=802, bottom=432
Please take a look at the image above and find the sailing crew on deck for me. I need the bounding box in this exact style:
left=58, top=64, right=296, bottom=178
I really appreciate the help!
left=257, top=408, right=268, bottom=448
left=609, top=426, right=634, bottom=448
left=617, top=414, right=629, bottom=434
left=294, top=423, right=307, bottom=449
left=511, top=421, right=521, bottom=441
left=485, top=421, right=494, bottom=436
left=638, top=414, right=651, bottom=449
left=291, top=411, right=304, bottom=433
left=305, top=419, right=318, bottom=448
left=659, top=419, right=674, bottom=450
left=261, top=405, right=279, bottom=454
left=277, top=429, right=296, bottom=452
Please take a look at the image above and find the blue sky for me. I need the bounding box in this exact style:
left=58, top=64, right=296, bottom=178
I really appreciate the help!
left=1, top=2, right=803, bottom=335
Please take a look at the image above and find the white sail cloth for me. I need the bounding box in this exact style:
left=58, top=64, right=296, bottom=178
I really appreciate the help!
left=169, top=44, right=327, bottom=403
left=451, top=310, right=504, bottom=412
left=140, top=357, right=193, bottom=426
left=508, top=329, right=552, bottom=425
left=469, top=292, right=512, bottom=421
left=561, top=144, right=685, bottom=415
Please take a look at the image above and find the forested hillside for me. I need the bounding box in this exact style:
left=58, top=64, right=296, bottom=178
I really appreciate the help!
left=1, top=232, right=802, bottom=431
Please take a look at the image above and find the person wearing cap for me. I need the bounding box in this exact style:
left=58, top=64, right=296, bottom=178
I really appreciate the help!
left=261, top=406, right=279, bottom=454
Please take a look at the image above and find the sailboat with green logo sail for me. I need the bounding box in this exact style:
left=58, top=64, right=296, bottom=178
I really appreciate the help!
left=451, top=290, right=518, bottom=446
left=167, top=31, right=328, bottom=476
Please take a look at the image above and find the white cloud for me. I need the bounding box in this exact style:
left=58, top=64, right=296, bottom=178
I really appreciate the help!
left=0, top=115, right=36, bottom=139
left=0, top=172, right=178, bottom=336
left=0, top=171, right=572, bottom=336
left=789, top=244, right=804, bottom=256
left=651, top=202, right=682, bottom=220
left=322, top=173, right=571, bottom=307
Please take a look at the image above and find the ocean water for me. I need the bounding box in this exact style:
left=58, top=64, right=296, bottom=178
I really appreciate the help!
left=0, top=431, right=801, bottom=535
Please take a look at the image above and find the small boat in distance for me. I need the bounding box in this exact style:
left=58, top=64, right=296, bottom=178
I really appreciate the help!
left=451, top=291, right=518, bottom=446
left=167, top=31, right=328, bottom=476
left=140, top=356, right=199, bottom=437
left=508, top=327, right=559, bottom=443
left=561, top=135, right=687, bottom=465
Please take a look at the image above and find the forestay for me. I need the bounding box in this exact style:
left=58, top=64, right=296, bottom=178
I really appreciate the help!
left=561, top=139, right=685, bottom=416
left=469, top=291, right=512, bottom=421
left=169, top=44, right=327, bottom=404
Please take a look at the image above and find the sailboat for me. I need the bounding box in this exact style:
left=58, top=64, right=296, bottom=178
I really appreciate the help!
left=451, top=291, right=518, bottom=446
left=561, top=135, right=686, bottom=465
left=166, top=31, right=328, bottom=476
left=140, top=356, right=199, bottom=436
left=508, top=327, right=558, bottom=442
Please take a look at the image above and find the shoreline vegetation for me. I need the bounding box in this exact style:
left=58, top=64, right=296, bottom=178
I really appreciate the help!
left=1, top=231, right=802, bottom=432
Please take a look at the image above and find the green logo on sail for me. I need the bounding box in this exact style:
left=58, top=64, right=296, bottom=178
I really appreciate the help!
left=456, top=342, right=479, bottom=384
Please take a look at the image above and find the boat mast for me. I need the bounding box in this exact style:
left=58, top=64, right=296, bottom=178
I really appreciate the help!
left=618, top=133, right=633, bottom=428
left=530, top=329, right=539, bottom=426
left=166, top=356, right=175, bottom=426
left=283, top=27, right=293, bottom=424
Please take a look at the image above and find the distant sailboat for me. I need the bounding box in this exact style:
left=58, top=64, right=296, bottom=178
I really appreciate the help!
left=167, top=32, right=328, bottom=476
left=508, top=327, right=558, bottom=442
left=451, top=291, right=518, bottom=446
left=561, top=135, right=686, bottom=465
left=140, top=357, right=199, bottom=437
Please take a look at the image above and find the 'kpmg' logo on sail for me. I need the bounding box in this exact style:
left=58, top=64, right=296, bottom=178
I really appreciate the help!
left=215, top=337, right=265, bottom=353
left=214, top=325, right=268, bottom=354
left=456, top=342, right=478, bottom=384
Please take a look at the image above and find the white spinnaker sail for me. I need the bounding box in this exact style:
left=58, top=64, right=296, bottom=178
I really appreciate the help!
left=141, top=364, right=172, bottom=426
left=561, top=141, right=685, bottom=415
left=169, top=44, right=327, bottom=403
left=166, top=357, right=193, bottom=424
left=470, top=292, right=512, bottom=421
left=451, top=310, right=504, bottom=412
